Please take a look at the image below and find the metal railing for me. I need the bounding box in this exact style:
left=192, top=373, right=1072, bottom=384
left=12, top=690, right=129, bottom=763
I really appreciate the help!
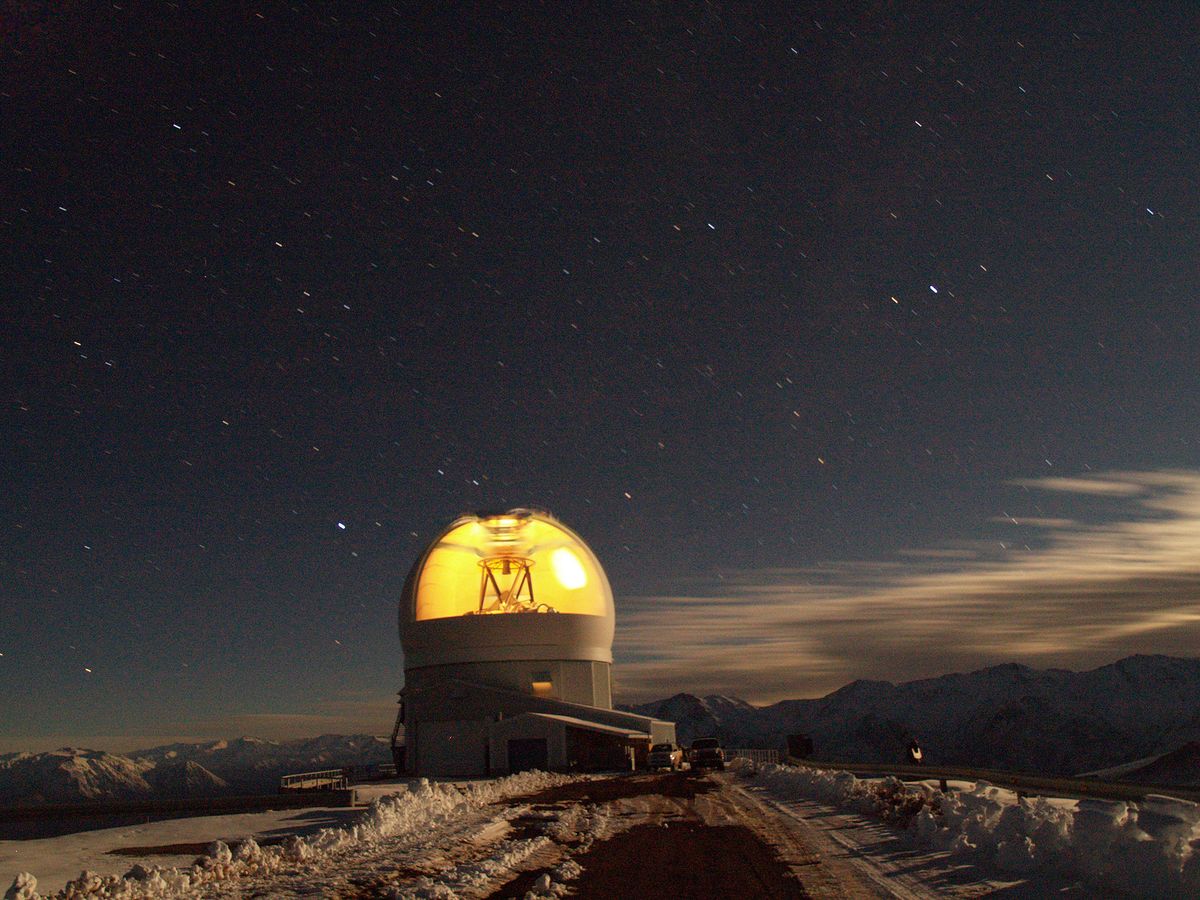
left=343, top=762, right=397, bottom=782
left=279, top=769, right=349, bottom=792
left=726, top=748, right=780, bottom=766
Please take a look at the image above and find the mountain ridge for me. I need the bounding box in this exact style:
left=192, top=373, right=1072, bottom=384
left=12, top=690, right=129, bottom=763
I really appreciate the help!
left=0, top=734, right=391, bottom=807
left=621, top=654, right=1200, bottom=779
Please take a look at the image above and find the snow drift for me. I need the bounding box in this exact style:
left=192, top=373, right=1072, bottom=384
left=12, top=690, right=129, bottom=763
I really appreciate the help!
left=734, top=759, right=1200, bottom=897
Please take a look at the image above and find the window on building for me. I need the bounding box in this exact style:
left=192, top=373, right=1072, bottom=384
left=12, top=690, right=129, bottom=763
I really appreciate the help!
left=531, top=671, right=553, bottom=697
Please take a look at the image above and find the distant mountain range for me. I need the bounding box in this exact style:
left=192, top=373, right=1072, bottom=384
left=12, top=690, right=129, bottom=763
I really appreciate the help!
left=622, top=654, right=1200, bottom=780
left=5, top=655, right=1196, bottom=805
left=0, top=734, right=390, bottom=807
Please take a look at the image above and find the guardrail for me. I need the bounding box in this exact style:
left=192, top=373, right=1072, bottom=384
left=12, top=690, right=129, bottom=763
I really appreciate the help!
left=279, top=769, right=349, bottom=792
left=727, top=748, right=780, bottom=766
left=784, top=758, right=1200, bottom=804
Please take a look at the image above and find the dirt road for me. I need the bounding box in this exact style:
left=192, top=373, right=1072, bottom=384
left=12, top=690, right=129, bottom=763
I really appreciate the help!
left=101, top=770, right=928, bottom=898
left=488, top=771, right=892, bottom=899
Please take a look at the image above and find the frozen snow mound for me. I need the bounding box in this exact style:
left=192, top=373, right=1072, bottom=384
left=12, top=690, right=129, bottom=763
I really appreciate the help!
left=737, top=759, right=1200, bottom=897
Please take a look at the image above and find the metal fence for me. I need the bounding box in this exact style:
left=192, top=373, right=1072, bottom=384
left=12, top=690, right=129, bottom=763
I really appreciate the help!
left=279, top=769, right=349, bottom=792
left=726, top=748, right=780, bottom=766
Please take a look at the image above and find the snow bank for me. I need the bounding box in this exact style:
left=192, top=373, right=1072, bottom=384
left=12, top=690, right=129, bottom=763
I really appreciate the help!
left=384, top=834, right=554, bottom=900
left=379, top=783, right=608, bottom=900
left=735, top=759, right=1200, bottom=897
left=6, top=770, right=583, bottom=900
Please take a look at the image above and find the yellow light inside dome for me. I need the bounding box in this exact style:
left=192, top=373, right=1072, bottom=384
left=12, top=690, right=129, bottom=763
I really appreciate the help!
left=413, top=514, right=607, bottom=620
left=482, top=518, right=520, bottom=532
left=551, top=547, right=588, bottom=589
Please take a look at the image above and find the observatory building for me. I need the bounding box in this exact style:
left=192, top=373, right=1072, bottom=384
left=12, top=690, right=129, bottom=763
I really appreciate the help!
left=392, top=509, right=675, bottom=776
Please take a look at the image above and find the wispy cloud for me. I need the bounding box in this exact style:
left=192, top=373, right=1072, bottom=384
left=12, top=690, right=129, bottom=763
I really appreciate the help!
left=1008, top=476, right=1147, bottom=496
left=613, top=470, right=1200, bottom=704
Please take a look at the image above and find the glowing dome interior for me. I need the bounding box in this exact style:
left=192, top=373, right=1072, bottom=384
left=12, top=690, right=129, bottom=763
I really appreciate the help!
left=412, top=510, right=611, bottom=621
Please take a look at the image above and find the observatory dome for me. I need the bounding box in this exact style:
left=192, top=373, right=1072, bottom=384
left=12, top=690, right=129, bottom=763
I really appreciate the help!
left=399, top=509, right=615, bottom=669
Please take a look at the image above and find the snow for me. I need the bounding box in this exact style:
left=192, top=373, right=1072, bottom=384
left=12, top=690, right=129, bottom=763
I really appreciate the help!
left=732, top=758, right=1200, bottom=897
left=14, top=761, right=1197, bottom=897
left=1, top=802, right=354, bottom=894
left=4, top=770, right=587, bottom=899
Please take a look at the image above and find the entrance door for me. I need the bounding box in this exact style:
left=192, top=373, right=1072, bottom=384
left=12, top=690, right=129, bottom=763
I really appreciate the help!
left=507, top=738, right=548, bottom=773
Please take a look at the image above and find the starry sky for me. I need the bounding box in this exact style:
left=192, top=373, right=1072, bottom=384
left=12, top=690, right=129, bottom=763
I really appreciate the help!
left=3, top=2, right=1199, bottom=751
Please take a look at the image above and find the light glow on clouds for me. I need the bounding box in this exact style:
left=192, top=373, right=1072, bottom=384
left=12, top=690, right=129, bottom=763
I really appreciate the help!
left=614, top=470, right=1200, bottom=703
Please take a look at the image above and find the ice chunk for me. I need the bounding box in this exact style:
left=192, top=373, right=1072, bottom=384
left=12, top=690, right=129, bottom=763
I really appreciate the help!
left=4, top=873, right=37, bottom=900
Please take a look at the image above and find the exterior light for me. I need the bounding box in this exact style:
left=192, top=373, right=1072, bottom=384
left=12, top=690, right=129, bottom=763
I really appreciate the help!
left=531, top=670, right=553, bottom=697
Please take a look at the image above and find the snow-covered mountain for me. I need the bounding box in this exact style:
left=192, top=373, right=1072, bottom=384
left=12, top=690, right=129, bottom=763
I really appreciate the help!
left=0, top=734, right=390, bottom=806
left=0, top=749, right=155, bottom=806
left=127, top=733, right=391, bottom=793
left=144, top=759, right=229, bottom=798
left=623, top=654, right=1200, bottom=779
left=625, top=693, right=782, bottom=748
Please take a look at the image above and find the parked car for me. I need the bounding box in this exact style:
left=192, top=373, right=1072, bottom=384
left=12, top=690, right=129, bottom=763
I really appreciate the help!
left=688, top=737, right=725, bottom=771
left=647, top=742, right=684, bottom=771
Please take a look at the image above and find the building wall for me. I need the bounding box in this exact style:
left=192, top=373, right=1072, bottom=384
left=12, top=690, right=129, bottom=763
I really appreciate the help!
left=650, top=720, right=675, bottom=745
left=413, top=719, right=491, bottom=777
left=401, top=611, right=614, bottom=669
left=565, top=725, right=639, bottom=771
left=591, top=661, right=612, bottom=707
left=487, top=715, right=569, bottom=772
left=400, top=675, right=674, bottom=775
left=406, top=659, right=612, bottom=710
left=486, top=716, right=647, bottom=773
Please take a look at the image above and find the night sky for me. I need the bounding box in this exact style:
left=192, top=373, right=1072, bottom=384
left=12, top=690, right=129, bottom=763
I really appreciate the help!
left=3, top=3, right=1199, bottom=750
